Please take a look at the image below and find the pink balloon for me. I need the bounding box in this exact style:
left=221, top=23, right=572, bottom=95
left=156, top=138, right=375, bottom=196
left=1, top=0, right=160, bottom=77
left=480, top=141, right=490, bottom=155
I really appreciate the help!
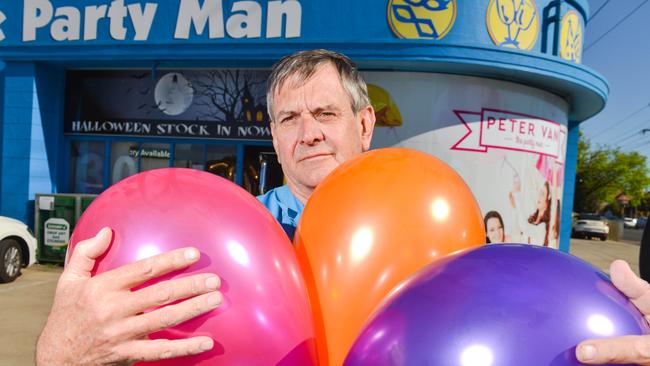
left=68, top=168, right=317, bottom=366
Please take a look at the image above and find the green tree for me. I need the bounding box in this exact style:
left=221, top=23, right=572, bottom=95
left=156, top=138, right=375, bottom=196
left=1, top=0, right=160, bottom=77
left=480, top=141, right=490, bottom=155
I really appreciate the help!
left=574, top=132, right=650, bottom=213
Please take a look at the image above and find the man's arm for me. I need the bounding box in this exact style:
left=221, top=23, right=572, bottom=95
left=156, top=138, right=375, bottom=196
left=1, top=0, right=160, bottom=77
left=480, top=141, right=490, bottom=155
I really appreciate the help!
left=36, top=228, right=222, bottom=365
left=576, top=260, right=650, bottom=364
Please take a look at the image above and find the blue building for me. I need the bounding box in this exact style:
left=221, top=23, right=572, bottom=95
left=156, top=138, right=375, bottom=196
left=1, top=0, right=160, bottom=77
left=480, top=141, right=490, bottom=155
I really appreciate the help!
left=0, top=0, right=606, bottom=251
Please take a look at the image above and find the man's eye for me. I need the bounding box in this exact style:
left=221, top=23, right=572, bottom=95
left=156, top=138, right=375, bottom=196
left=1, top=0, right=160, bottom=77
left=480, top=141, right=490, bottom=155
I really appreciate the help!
left=281, top=115, right=295, bottom=123
left=318, top=112, right=336, bottom=120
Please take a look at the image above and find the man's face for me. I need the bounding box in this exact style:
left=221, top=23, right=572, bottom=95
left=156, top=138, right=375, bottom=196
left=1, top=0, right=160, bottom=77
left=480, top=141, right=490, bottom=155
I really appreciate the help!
left=270, top=63, right=375, bottom=201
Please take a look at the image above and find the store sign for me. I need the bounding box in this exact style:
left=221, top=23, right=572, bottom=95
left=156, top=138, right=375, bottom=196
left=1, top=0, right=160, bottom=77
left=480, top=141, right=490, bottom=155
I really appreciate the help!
left=65, top=69, right=273, bottom=140
left=129, top=147, right=170, bottom=159
left=452, top=109, right=564, bottom=158
left=44, top=218, right=70, bottom=247
left=559, top=10, right=582, bottom=64
left=387, top=0, right=456, bottom=40
left=0, top=10, right=6, bottom=42
left=3, top=0, right=301, bottom=43
left=486, top=0, right=539, bottom=50
left=68, top=120, right=272, bottom=139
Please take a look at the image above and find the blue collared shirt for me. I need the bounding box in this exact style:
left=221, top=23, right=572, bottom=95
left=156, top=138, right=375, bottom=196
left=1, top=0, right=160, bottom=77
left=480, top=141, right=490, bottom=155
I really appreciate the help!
left=257, top=185, right=304, bottom=241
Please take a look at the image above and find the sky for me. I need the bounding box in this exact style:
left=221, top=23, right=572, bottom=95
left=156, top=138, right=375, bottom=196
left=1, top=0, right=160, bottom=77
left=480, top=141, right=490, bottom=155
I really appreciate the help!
left=581, top=0, right=650, bottom=159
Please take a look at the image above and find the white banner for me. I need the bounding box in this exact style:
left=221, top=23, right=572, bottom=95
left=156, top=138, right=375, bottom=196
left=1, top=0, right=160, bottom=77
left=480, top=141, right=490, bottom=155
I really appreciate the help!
left=452, top=109, right=567, bottom=162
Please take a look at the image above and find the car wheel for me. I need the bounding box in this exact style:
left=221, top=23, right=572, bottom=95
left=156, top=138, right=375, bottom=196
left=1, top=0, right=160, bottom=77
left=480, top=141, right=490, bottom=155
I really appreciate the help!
left=600, top=236, right=607, bottom=241
left=0, top=239, right=22, bottom=283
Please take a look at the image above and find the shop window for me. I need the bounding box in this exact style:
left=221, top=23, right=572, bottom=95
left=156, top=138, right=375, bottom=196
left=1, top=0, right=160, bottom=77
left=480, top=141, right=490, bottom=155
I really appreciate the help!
left=139, top=143, right=171, bottom=172
left=243, top=146, right=283, bottom=196
left=206, top=145, right=237, bottom=182
left=70, top=141, right=105, bottom=193
left=110, top=141, right=139, bottom=184
left=174, top=144, right=205, bottom=170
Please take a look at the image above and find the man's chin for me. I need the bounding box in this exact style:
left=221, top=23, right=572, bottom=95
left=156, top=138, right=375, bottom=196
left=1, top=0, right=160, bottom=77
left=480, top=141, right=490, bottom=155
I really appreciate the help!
left=300, top=169, right=337, bottom=189
left=298, top=160, right=338, bottom=178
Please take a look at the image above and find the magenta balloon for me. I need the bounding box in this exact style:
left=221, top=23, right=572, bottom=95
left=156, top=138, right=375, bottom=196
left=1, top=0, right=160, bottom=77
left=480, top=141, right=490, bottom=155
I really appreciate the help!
left=344, top=244, right=650, bottom=366
left=68, top=168, right=317, bottom=366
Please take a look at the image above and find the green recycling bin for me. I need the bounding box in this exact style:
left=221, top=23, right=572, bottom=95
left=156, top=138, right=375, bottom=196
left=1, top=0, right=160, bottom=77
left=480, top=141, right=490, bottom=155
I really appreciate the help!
left=35, top=194, right=98, bottom=264
left=80, top=195, right=96, bottom=215
left=36, top=194, right=75, bottom=263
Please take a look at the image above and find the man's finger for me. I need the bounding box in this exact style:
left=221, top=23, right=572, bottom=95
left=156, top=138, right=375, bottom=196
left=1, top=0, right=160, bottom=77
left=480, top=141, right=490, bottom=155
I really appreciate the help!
left=123, top=291, right=223, bottom=337
left=62, top=227, right=113, bottom=281
left=98, top=247, right=200, bottom=290
left=123, top=274, right=221, bottom=315
left=118, top=336, right=215, bottom=362
left=577, top=335, right=650, bottom=364
left=610, top=260, right=650, bottom=315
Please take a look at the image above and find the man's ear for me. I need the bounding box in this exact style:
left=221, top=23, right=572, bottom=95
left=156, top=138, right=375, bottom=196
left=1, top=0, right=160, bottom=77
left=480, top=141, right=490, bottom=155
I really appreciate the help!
left=359, top=105, right=376, bottom=151
left=270, top=121, right=283, bottom=165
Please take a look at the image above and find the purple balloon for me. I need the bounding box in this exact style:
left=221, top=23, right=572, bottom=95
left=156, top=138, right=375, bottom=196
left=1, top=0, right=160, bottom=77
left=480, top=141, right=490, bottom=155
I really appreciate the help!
left=344, top=244, right=650, bottom=366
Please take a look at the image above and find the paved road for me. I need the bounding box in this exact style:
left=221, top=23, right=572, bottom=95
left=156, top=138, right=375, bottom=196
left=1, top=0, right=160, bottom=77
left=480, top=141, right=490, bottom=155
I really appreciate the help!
left=0, top=264, right=62, bottom=366
left=621, top=227, right=644, bottom=245
left=569, top=238, right=639, bottom=276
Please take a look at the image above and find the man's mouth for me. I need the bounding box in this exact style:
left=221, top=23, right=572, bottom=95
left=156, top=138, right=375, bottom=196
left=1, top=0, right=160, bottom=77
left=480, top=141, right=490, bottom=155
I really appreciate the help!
left=299, top=153, right=333, bottom=162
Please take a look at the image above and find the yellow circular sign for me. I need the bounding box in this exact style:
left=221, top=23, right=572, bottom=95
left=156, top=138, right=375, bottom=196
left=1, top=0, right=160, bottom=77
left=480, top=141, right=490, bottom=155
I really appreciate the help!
left=388, top=0, right=456, bottom=40
left=559, top=10, right=582, bottom=63
left=486, top=0, right=540, bottom=50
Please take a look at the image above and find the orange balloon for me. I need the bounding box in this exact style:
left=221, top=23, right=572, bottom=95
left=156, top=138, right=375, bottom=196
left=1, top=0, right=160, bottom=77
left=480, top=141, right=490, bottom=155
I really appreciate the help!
left=294, top=148, right=485, bottom=366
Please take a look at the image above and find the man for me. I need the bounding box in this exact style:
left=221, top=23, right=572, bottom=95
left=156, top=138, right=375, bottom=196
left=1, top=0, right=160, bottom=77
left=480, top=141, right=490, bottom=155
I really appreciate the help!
left=257, top=49, right=375, bottom=240
left=35, top=49, right=650, bottom=365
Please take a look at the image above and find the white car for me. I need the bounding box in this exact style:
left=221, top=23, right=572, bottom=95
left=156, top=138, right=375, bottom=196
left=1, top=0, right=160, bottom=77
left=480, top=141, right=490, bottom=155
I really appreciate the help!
left=624, top=217, right=638, bottom=229
left=572, top=214, right=609, bottom=241
left=0, top=216, right=37, bottom=283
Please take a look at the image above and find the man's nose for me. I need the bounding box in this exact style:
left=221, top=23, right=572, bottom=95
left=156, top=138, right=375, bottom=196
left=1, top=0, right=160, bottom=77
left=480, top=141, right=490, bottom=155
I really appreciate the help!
left=297, top=114, right=324, bottom=145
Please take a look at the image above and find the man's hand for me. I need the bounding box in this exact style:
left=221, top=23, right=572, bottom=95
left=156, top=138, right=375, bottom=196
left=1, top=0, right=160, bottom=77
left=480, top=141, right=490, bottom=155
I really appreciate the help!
left=576, top=260, right=650, bottom=365
left=36, top=228, right=223, bottom=366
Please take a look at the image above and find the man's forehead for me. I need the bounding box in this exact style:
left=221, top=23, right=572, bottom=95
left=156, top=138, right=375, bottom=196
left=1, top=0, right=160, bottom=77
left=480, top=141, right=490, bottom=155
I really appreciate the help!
left=275, top=77, right=346, bottom=109
left=274, top=63, right=343, bottom=97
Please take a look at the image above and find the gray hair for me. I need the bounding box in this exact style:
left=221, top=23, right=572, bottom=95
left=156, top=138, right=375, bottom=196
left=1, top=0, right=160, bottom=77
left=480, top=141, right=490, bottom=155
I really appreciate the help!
left=266, top=49, right=371, bottom=119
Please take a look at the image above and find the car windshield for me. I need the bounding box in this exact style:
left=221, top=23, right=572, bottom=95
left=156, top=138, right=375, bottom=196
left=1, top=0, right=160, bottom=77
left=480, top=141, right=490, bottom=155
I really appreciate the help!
left=578, top=214, right=602, bottom=221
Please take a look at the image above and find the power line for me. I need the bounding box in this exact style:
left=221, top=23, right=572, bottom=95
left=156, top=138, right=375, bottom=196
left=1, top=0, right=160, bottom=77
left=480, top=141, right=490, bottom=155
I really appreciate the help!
left=607, top=118, right=650, bottom=145
left=584, top=0, right=649, bottom=52
left=611, top=131, right=645, bottom=146
left=589, top=0, right=611, bottom=23
left=612, top=117, right=650, bottom=144
left=616, top=136, right=646, bottom=150
left=624, top=140, right=648, bottom=151
left=605, top=129, right=641, bottom=146
left=622, top=133, right=650, bottom=151
left=588, top=102, right=650, bottom=140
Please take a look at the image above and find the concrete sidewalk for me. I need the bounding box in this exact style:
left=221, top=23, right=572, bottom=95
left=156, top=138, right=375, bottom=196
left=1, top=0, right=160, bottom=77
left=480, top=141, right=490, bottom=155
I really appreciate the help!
left=569, top=238, right=640, bottom=276
left=0, top=238, right=642, bottom=365
left=0, top=264, right=61, bottom=366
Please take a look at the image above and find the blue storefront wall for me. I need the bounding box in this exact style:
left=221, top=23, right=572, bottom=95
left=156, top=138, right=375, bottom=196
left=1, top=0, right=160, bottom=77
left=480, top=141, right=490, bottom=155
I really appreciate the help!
left=0, top=0, right=607, bottom=250
left=0, top=62, right=66, bottom=225
left=0, top=61, right=4, bottom=195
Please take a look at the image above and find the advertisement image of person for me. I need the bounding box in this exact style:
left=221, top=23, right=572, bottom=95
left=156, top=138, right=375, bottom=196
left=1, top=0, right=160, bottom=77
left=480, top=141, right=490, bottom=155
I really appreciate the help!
left=509, top=174, right=551, bottom=247
left=484, top=210, right=511, bottom=243
left=527, top=181, right=551, bottom=246
left=549, top=199, right=561, bottom=248
left=33, top=49, right=650, bottom=366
